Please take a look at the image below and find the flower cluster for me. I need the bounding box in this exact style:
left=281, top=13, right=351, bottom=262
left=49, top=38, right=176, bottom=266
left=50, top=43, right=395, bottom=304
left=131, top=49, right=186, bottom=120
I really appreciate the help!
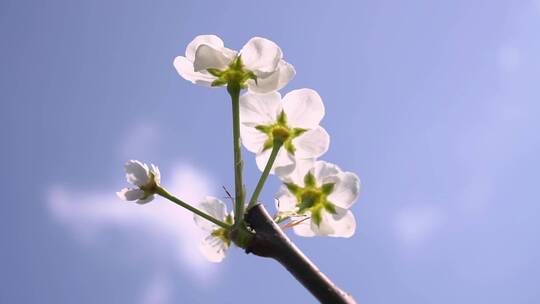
left=118, top=34, right=360, bottom=262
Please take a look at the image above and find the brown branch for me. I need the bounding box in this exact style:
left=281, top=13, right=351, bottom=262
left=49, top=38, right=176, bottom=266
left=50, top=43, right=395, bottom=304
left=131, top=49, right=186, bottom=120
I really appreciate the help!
left=244, top=204, right=357, bottom=304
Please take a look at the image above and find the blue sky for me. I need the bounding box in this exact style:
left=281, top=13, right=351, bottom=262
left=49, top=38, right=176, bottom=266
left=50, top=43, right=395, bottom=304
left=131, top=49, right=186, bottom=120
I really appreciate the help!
left=2, top=0, right=540, bottom=303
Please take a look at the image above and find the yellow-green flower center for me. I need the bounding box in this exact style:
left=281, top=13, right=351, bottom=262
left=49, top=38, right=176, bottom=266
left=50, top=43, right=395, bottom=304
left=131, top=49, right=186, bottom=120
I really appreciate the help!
left=285, top=172, right=337, bottom=226
left=207, top=56, right=256, bottom=88
left=255, top=111, right=306, bottom=154
left=209, top=214, right=233, bottom=246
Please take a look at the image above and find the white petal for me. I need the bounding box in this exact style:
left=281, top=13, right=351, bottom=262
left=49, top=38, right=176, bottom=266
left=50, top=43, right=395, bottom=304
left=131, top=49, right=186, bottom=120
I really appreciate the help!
left=328, top=172, right=360, bottom=209
left=239, top=91, right=282, bottom=127
left=247, top=60, right=295, bottom=94
left=311, top=208, right=356, bottom=238
left=240, top=124, right=268, bottom=153
left=282, top=89, right=325, bottom=129
left=292, top=127, right=330, bottom=159
left=125, top=160, right=150, bottom=186
left=200, top=235, right=229, bottom=263
left=150, top=164, right=161, bottom=184
left=256, top=148, right=295, bottom=174
left=275, top=186, right=298, bottom=212
left=193, top=44, right=236, bottom=72
left=185, top=35, right=225, bottom=62
left=194, top=196, right=227, bottom=231
left=173, top=56, right=216, bottom=86
left=292, top=218, right=316, bottom=237
left=116, top=188, right=145, bottom=201
left=240, top=37, right=282, bottom=74
left=276, top=158, right=315, bottom=186
left=311, top=160, right=341, bottom=185
left=136, top=194, right=155, bottom=205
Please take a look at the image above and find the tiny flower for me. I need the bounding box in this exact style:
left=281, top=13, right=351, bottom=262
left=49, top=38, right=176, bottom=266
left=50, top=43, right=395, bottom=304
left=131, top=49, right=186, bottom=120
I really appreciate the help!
left=116, top=160, right=161, bottom=204
left=193, top=196, right=233, bottom=263
left=240, top=89, right=330, bottom=174
left=174, top=35, right=295, bottom=93
left=275, top=160, right=360, bottom=238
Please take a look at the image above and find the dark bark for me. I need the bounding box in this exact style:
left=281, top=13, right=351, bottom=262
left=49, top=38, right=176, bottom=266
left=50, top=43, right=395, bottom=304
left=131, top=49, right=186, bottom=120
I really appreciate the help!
left=245, top=204, right=357, bottom=304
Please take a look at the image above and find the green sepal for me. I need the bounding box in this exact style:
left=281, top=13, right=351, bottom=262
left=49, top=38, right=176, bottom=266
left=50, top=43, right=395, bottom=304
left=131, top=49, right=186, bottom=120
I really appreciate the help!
left=292, top=128, right=307, bottom=137
left=311, top=208, right=322, bottom=226
left=230, top=55, right=243, bottom=70
left=277, top=111, right=287, bottom=125
left=285, top=182, right=300, bottom=195
left=241, top=70, right=257, bottom=84
left=206, top=68, right=224, bottom=77
left=284, top=141, right=296, bottom=155
left=324, top=202, right=337, bottom=214
left=321, top=182, right=335, bottom=195
left=211, top=78, right=228, bottom=87
left=255, top=125, right=271, bottom=133
left=304, top=172, right=317, bottom=188
left=262, top=138, right=273, bottom=151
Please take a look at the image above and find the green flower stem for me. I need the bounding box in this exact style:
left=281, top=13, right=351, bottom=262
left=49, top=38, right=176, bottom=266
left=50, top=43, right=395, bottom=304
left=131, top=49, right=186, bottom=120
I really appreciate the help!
left=228, top=83, right=246, bottom=225
left=247, top=140, right=283, bottom=210
left=156, top=186, right=231, bottom=229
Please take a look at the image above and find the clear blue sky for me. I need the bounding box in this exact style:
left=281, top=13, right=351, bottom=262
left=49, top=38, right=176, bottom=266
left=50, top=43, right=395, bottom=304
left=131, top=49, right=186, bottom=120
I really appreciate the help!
left=2, top=0, right=540, bottom=303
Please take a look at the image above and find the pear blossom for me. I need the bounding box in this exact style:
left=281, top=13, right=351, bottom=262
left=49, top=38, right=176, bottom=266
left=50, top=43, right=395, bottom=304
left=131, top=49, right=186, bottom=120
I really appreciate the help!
left=193, top=196, right=233, bottom=263
left=275, top=160, right=360, bottom=238
left=116, top=160, right=161, bottom=204
left=240, top=89, right=330, bottom=174
left=173, top=35, right=295, bottom=93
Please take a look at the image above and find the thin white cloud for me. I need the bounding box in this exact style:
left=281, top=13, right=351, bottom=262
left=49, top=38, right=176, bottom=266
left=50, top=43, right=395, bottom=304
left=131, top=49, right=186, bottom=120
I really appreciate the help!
left=117, top=122, right=161, bottom=160
left=394, top=205, right=445, bottom=248
left=140, top=273, right=173, bottom=304
left=46, top=163, right=221, bottom=283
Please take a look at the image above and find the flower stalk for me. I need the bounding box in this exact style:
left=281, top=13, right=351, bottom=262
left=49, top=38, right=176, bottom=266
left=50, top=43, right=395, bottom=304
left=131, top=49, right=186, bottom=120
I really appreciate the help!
left=247, top=140, right=283, bottom=210
left=156, top=186, right=231, bottom=229
left=228, top=82, right=246, bottom=225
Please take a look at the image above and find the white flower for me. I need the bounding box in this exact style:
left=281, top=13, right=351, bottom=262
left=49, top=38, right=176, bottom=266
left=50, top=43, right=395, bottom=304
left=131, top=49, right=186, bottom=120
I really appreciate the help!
left=193, top=196, right=233, bottom=263
left=116, top=160, right=161, bottom=204
left=240, top=89, right=330, bottom=174
left=173, top=35, right=295, bottom=93
left=275, top=160, right=360, bottom=238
